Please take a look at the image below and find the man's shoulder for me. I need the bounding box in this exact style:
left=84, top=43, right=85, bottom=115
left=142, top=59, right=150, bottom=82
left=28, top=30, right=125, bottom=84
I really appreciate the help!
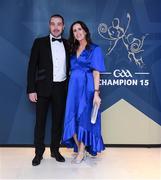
left=62, top=38, right=70, bottom=49
left=34, top=35, right=49, bottom=43
left=62, top=38, right=67, bottom=41
left=62, top=38, right=68, bottom=44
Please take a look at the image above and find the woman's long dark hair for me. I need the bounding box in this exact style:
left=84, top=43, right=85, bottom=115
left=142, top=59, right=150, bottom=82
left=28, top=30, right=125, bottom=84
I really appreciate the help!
left=68, top=21, right=92, bottom=54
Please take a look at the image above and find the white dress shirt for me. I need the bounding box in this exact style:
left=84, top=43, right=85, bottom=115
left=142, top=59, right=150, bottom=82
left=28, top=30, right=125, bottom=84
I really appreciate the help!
left=50, top=34, right=66, bottom=82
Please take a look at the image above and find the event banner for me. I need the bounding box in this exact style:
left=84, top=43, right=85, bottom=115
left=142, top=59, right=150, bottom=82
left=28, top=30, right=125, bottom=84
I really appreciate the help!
left=0, top=0, right=160, bottom=144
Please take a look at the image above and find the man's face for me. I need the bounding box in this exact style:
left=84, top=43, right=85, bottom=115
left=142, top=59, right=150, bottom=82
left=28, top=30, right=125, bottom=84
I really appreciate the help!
left=49, top=17, right=64, bottom=37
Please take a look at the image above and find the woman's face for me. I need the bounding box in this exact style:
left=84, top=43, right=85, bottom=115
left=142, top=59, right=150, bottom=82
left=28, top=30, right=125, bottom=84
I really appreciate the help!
left=72, top=23, right=87, bottom=42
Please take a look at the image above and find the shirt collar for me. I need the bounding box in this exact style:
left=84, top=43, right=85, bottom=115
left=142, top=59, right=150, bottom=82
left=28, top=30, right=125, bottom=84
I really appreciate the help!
left=50, top=34, right=62, bottom=42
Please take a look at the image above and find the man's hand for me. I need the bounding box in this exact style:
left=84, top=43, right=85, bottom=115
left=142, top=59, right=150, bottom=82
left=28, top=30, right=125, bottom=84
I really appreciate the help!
left=29, top=93, right=37, bottom=103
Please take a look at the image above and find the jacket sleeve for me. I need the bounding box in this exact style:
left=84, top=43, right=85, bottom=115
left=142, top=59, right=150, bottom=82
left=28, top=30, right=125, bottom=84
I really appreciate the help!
left=27, top=38, right=39, bottom=94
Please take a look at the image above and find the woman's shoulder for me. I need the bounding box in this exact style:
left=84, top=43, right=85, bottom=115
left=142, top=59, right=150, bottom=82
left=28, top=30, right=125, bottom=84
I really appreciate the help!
left=90, top=43, right=102, bottom=50
left=90, top=43, right=98, bottom=49
left=89, top=43, right=102, bottom=53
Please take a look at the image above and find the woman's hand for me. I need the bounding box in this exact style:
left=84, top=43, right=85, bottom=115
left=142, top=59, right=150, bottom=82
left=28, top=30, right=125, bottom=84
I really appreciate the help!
left=93, top=91, right=101, bottom=108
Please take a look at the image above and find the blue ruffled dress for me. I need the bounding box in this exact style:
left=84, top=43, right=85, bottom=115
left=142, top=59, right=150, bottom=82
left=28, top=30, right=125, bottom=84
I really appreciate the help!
left=62, top=44, right=106, bottom=156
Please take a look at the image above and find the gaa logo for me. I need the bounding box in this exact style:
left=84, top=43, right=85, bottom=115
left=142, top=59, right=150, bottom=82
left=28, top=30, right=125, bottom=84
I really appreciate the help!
left=113, top=69, right=133, bottom=78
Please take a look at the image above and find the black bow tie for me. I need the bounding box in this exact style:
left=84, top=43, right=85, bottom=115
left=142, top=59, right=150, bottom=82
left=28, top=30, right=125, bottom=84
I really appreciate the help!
left=52, top=38, right=62, bottom=42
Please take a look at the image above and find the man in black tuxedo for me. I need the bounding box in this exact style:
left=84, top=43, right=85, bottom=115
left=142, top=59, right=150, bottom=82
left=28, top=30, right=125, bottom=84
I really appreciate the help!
left=27, top=14, right=69, bottom=166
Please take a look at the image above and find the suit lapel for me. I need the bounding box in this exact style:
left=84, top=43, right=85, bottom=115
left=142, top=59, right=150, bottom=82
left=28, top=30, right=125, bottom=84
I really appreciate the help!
left=46, top=36, right=52, bottom=61
left=62, top=39, right=69, bottom=72
left=63, top=39, right=68, bottom=59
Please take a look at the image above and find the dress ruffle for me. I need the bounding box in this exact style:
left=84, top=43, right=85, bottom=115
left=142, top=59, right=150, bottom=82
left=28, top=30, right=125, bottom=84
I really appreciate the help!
left=62, top=118, right=105, bottom=156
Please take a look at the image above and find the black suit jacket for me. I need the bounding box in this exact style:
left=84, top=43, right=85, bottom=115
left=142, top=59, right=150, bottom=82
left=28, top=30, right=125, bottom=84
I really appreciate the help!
left=27, top=35, right=70, bottom=97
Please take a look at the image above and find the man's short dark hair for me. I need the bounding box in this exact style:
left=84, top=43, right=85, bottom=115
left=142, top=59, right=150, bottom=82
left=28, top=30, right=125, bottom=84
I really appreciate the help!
left=49, top=14, right=64, bottom=24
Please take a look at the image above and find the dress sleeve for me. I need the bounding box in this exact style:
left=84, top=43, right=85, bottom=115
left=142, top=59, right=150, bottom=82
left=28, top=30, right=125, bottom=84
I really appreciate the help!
left=90, top=46, right=106, bottom=72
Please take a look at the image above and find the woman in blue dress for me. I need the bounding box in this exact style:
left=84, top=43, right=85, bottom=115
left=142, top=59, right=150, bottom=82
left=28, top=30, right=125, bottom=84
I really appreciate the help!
left=62, top=21, right=106, bottom=164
